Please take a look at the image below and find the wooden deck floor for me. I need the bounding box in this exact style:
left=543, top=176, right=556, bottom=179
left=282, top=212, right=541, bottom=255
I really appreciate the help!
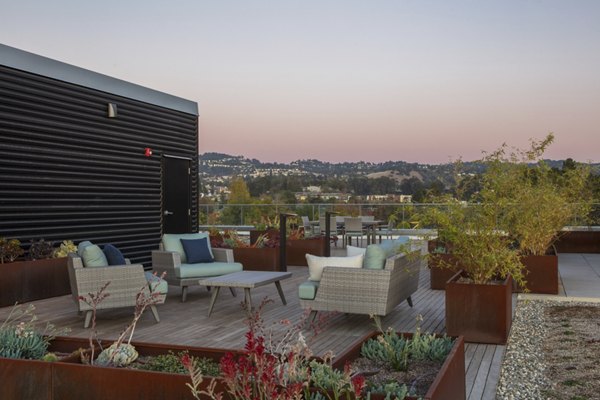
left=0, top=264, right=503, bottom=400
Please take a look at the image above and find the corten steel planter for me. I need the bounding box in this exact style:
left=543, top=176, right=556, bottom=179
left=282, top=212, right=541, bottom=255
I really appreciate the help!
left=427, top=241, right=460, bottom=290
left=7, top=337, right=237, bottom=400
left=0, top=337, right=95, bottom=400
left=515, top=251, right=559, bottom=294
left=286, top=237, right=326, bottom=266
left=445, top=272, right=512, bottom=345
left=233, top=247, right=281, bottom=271
left=554, top=229, right=600, bottom=253
left=53, top=340, right=233, bottom=400
left=0, top=257, right=70, bottom=307
left=333, top=332, right=466, bottom=400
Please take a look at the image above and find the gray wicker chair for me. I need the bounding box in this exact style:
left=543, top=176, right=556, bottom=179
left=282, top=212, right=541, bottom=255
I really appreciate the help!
left=299, top=250, right=421, bottom=326
left=67, top=254, right=166, bottom=328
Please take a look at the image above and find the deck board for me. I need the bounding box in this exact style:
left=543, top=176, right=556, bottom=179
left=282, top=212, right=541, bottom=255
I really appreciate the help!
left=0, top=264, right=503, bottom=400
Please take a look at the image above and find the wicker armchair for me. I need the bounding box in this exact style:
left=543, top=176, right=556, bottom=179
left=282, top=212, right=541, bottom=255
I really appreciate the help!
left=67, top=254, right=166, bottom=328
left=299, top=250, right=421, bottom=326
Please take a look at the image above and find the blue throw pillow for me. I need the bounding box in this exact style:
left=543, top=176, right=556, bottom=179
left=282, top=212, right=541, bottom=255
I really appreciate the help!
left=103, top=244, right=126, bottom=266
left=180, top=238, right=214, bottom=264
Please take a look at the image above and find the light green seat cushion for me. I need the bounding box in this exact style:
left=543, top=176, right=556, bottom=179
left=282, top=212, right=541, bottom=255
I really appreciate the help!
left=81, top=244, right=109, bottom=268
left=299, top=281, right=320, bottom=300
left=162, top=233, right=213, bottom=264
left=363, top=244, right=387, bottom=269
left=145, top=271, right=169, bottom=294
left=176, top=262, right=242, bottom=278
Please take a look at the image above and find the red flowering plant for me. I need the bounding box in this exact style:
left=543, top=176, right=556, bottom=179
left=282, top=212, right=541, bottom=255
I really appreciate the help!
left=182, top=298, right=366, bottom=400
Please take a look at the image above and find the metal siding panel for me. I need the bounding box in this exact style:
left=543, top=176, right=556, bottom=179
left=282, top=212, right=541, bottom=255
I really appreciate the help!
left=0, top=65, right=198, bottom=266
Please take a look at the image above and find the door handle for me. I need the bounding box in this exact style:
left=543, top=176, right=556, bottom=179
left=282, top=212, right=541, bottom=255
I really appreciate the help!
left=164, top=210, right=174, bottom=216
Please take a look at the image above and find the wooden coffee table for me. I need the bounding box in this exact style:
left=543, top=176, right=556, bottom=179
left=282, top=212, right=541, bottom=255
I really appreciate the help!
left=198, top=271, right=292, bottom=316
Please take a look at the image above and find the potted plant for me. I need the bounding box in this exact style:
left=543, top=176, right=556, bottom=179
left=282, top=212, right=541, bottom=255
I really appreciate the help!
left=486, top=135, right=591, bottom=294
left=0, top=238, right=75, bottom=306
left=211, top=230, right=281, bottom=271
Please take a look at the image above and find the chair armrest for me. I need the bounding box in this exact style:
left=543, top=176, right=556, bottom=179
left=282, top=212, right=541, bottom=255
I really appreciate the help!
left=152, top=250, right=181, bottom=277
left=212, top=248, right=234, bottom=262
left=317, top=267, right=392, bottom=301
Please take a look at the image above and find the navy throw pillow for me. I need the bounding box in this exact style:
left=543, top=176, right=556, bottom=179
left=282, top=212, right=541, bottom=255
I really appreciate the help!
left=103, top=244, right=126, bottom=266
left=180, top=237, right=214, bottom=264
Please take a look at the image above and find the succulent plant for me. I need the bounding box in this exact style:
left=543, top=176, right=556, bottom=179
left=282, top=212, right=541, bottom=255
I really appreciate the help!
left=53, top=240, right=77, bottom=258
left=28, top=239, right=54, bottom=260
left=0, top=237, right=24, bottom=263
left=97, top=343, right=139, bottom=367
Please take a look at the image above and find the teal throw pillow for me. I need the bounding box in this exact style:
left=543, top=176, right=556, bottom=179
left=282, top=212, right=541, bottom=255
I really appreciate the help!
left=103, top=244, right=126, bottom=265
left=363, top=244, right=387, bottom=269
left=180, top=238, right=214, bottom=264
left=81, top=244, right=109, bottom=268
left=77, top=240, right=93, bottom=257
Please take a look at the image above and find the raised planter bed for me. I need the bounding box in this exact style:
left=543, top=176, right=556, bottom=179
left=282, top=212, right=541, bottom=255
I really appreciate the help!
left=286, top=237, right=326, bottom=266
left=1, top=336, right=235, bottom=400
left=445, top=272, right=512, bottom=345
left=333, top=332, right=466, bottom=400
left=233, top=247, right=281, bottom=271
left=0, top=257, right=70, bottom=307
left=515, top=250, right=558, bottom=294
left=427, top=241, right=460, bottom=290
left=554, top=227, right=600, bottom=253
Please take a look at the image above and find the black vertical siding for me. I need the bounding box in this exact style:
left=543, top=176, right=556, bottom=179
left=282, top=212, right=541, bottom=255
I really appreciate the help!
left=0, top=65, right=198, bottom=266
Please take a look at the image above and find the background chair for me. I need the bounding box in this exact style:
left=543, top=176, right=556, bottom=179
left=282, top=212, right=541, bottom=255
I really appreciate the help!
left=343, top=217, right=364, bottom=247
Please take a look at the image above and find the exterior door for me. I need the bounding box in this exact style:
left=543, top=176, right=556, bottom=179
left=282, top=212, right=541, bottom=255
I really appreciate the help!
left=162, top=156, right=191, bottom=233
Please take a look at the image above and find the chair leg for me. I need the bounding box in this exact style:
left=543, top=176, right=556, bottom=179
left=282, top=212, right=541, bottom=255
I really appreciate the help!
left=309, top=310, right=318, bottom=323
left=181, top=286, right=188, bottom=302
left=406, top=296, right=413, bottom=308
left=83, top=310, right=93, bottom=328
left=149, top=305, right=160, bottom=322
left=229, top=287, right=237, bottom=297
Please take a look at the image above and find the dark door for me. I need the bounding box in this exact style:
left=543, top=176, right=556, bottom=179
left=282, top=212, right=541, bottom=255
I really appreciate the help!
left=162, top=156, right=191, bottom=233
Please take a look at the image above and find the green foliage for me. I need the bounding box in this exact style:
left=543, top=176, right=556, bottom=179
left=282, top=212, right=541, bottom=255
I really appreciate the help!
left=365, top=382, right=409, bottom=400
left=482, top=136, right=592, bottom=256
left=0, top=304, right=68, bottom=360
left=137, top=350, right=220, bottom=376
left=360, top=327, right=454, bottom=372
left=0, top=237, right=24, bottom=263
left=28, top=239, right=54, bottom=260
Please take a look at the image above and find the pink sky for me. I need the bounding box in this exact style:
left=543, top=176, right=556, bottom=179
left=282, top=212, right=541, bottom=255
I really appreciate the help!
left=2, top=1, right=599, bottom=164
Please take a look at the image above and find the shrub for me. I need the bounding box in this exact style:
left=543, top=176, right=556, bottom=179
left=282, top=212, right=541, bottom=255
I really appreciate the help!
left=0, top=237, right=24, bottom=263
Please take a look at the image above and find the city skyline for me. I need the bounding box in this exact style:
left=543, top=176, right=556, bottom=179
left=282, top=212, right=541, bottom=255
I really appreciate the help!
left=2, top=1, right=599, bottom=164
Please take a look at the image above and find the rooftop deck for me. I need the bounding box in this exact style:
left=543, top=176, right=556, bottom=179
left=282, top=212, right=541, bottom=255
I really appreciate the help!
left=1, top=252, right=598, bottom=400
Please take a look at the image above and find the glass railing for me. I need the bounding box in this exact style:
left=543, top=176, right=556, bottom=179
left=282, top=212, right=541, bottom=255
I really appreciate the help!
left=198, top=202, right=600, bottom=230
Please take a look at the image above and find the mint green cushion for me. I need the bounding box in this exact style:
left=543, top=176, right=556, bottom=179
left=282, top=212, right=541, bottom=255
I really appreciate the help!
left=77, top=240, right=93, bottom=257
left=81, top=244, right=109, bottom=268
left=299, top=281, right=320, bottom=300
left=162, top=233, right=213, bottom=264
left=176, top=262, right=242, bottom=278
left=145, top=272, right=168, bottom=294
left=363, top=244, right=387, bottom=269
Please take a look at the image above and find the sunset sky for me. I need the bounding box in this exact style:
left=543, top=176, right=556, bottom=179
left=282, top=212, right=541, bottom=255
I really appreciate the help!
left=2, top=1, right=599, bottom=164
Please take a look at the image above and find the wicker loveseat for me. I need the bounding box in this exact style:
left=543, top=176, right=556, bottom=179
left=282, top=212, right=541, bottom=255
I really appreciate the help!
left=299, top=240, right=422, bottom=326
left=152, top=233, right=243, bottom=302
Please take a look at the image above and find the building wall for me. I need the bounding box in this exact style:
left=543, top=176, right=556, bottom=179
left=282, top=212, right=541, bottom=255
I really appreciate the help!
left=0, top=63, right=198, bottom=266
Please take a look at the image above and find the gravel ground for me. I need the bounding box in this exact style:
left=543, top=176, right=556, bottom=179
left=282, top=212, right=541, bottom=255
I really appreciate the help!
left=496, top=298, right=600, bottom=400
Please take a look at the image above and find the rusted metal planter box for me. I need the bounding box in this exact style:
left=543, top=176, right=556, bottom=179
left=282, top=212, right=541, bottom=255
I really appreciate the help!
left=1, top=337, right=236, bottom=400
left=554, top=228, right=600, bottom=253
left=286, top=237, right=326, bottom=266
left=427, top=241, right=460, bottom=290
left=333, top=332, right=466, bottom=400
left=445, top=272, right=512, bottom=345
left=234, top=247, right=281, bottom=271
left=516, top=253, right=558, bottom=294
left=0, top=257, right=70, bottom=307
left=0, top=337, right=91, bottom=400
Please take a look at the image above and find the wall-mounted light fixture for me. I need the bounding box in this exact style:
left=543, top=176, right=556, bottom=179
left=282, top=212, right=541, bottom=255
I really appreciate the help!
left=107, top=103, right=118, bottom=118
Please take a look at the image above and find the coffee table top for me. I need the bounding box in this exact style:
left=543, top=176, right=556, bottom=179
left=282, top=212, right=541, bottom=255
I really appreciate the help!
left=198, top=270, right=292, bottom=289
